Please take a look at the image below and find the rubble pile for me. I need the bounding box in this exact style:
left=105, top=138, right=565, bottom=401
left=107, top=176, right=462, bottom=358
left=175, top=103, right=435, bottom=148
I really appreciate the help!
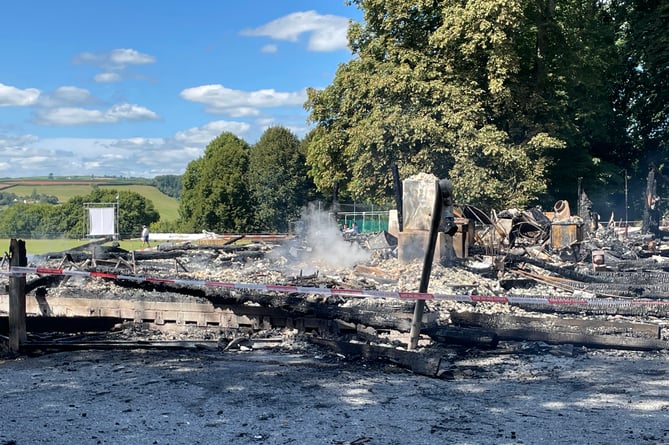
left=30, top=207, right=669, bottom=353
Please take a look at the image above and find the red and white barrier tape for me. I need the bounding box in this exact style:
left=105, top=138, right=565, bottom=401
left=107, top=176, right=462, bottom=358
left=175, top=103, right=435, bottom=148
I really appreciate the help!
left=3, top=265, right=669, bottom=308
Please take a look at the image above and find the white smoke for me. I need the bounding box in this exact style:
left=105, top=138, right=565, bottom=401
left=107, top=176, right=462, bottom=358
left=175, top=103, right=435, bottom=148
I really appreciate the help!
left=270, top=203, right=370, bottom=274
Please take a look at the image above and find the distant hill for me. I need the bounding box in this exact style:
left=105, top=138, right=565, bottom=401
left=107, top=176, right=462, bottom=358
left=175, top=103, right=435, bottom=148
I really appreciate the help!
left=0, top=178, right=179, bottom=222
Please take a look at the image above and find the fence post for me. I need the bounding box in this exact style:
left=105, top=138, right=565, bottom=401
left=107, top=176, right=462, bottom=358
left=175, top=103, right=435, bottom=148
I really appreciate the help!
left=9, top=239, right=27, bottom=352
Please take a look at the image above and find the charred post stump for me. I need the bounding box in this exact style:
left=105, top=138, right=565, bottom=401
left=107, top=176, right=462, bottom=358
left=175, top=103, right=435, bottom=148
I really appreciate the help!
left=409, top=178, right=457, bottom=350
left=642, top=164, right=659, bottom=236
left=409, top=180, right=442, bottom=350
left=9, top=239, right=27, bottom=352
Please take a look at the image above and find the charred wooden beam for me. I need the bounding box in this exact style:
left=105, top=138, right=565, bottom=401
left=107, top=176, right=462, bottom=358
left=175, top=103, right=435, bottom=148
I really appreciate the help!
left=423, top=326, right=499, bottom=349
left=20, top=340, right=220, bottom=352
left=309, top=337, right=442, bottom=377
left=25, top=274, right=67, bottom=294
left=449, top=311, right=668, bottom=351
left=506, top=254, right=605, bottom=283
left=451, top=311, right=660, bottom=337
left=0, top=316, right=122, bottom=333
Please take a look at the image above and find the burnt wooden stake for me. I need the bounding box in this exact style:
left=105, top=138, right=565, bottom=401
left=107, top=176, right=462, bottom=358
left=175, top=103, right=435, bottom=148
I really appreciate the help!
left=9, top=239, right=27, bottom=352
left=409, top=180, right=443, bottom=350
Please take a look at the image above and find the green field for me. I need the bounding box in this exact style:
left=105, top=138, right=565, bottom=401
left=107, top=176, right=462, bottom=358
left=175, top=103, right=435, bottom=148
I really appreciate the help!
left=4, top=184, right=179, bottom=222
left=0, top=238, right=150, bottom=255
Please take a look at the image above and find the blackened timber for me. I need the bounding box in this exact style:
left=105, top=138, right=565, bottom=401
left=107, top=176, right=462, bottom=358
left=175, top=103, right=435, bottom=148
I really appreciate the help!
left=506, top=254, right=607, bottom=283
left=0, top=316, right=122, bottom=333
left=309, top=337, right=442, bottom=377
left=20, top=340, right=221, bottom=352
left=423, top=326, right=499, bottom=349
left=585, top=269, right=669, bottom=284
left=515, top=300, right=669, bottom=317
left=8, top=239, right=27, bottom=352
left=25, top=275, right=67, bottom=294
left=581, top=282, right=669, bottom=298
left=451, top=311, right=661, bottom=338
left=449, top=311, right=669, bottom=350
left=84, top=276, right=425, bottom=332
left=507, top=266, right=669, bottom=299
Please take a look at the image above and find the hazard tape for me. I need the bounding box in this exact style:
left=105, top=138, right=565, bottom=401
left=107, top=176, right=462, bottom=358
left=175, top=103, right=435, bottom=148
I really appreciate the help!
left=3, top=265, right=669, bottom=308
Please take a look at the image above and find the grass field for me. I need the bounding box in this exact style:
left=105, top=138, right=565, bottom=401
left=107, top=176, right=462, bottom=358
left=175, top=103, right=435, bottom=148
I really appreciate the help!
left=4, top=184, right=179, bottom=222
left=0, top=238, right=150, bottom=255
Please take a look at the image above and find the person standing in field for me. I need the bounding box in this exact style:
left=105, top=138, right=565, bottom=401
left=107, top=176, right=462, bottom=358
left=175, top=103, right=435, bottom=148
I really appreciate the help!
left=141, top=225, right=150, bottom=247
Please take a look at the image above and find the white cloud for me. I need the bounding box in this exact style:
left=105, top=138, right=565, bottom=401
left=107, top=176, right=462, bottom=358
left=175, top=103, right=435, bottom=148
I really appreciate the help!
left=109, top=48, right=155, bottom=65
left=107, top=104, right=159, bottom=121
left=228, top=107, right=261, bottom=118
left=261, top=44, right=278, bottom=54
left=74, top=48, right=156, bottom=69
left=83, top=161, right=102, bottom=170
left=0, top=83, right=41, bottom=107
left=39, top=86, right=97, bottom=107
left=94, top=72, right=121, bottom=83
left=73, top=48, right=156, bottom=82
left=180, top=84, right=307, bottom=116
left=175, top=120, right=251, bottom=145
left=0, top=133, right=39, bottom=150
left=27, top=136, right=182, bottom=177
left=34, top=103, right=160, bottom=125
left=0, top=137, right=79, bottom=175
left=0, top=116, right=280, bottom=177
left=242, top=10, right=350, bottom=52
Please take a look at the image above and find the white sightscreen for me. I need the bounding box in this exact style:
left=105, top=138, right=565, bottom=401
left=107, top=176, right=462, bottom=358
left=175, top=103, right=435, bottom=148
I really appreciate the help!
left=88, top=207, right=116, bottom=236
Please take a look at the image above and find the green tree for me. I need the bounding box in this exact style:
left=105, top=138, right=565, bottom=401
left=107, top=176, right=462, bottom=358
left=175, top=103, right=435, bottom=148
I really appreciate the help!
left=306, top=0, right=630, bottom=210
left=153, top=175, right=183, bottom=199
left=56, top=189, right=159, bottom=238
left=0, top=203, right=57, bottom=238
left=0, top=192, right=18, bottom=205
left=616, top=0, right=669, bottom=160
left=306, top=0, right=560, bottom=209
left=179, top=132, right=253, bottom=232
left=248, top=127, right=311, bottom=232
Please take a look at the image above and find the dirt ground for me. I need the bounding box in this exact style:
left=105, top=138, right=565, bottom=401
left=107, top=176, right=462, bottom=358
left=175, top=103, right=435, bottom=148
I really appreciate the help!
left=2, top=342, right=669, bottom=445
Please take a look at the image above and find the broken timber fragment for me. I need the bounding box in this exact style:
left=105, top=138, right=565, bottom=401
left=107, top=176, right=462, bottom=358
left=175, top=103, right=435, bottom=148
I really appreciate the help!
left=423, top=326, right=499, bottom=349
left=309, top=337, right=442, bottom=377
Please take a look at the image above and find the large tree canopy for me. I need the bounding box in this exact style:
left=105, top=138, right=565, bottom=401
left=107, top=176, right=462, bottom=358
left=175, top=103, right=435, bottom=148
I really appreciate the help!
left=617, top=0, right=669, bottom=159
left=305, top=0, right=636, bottom=211
left=248, top=126, right=311, bottom=233
left=179, top=132, right=253, bottom=233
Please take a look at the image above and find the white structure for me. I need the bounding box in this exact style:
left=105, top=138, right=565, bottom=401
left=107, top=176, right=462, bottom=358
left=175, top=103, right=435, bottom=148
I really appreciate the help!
left=84, top=202, right=118, bottom=238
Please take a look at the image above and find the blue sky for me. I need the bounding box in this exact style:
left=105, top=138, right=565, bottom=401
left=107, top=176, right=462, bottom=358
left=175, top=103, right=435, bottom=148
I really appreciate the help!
left=0, top=1, right=362, bottom=178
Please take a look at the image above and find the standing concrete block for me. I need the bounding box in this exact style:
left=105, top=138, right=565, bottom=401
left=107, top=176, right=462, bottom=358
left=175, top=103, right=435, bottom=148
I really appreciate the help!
left=402, top=173, right=440, bottom=231
left=387, top=209, right=400, bottom=238
left=398, top=230, right=455, bottom=264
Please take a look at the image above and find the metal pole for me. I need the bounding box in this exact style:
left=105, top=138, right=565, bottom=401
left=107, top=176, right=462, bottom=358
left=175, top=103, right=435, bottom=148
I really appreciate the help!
left=116, top=194, right=120, bottom=240
left=409, top=180, right=443, bottom=350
